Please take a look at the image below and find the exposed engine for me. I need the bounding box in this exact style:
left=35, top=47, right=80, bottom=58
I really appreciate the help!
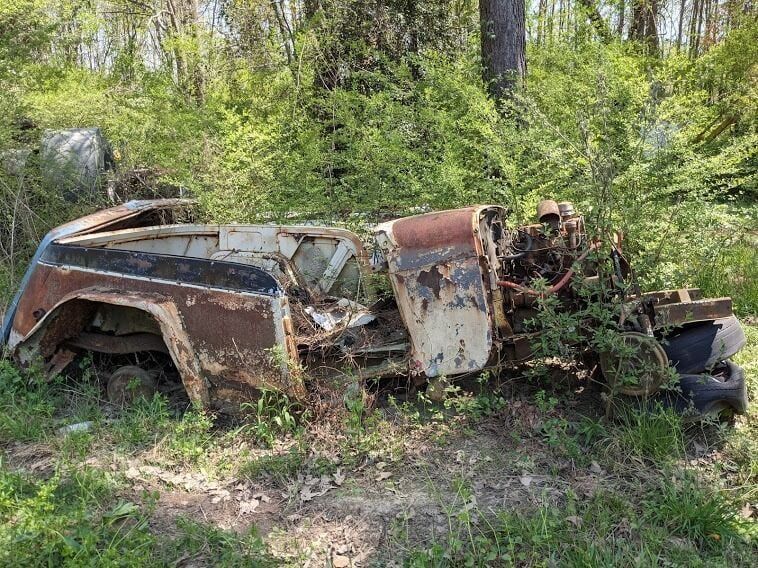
left=500, top=199, right=592, bottom=294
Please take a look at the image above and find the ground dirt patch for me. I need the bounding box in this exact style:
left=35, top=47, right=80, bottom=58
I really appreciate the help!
left=1, top=345, right=757, bottom=565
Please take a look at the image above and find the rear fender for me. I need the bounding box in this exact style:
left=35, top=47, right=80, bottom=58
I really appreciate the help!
left=13, top=289, right=209, bottom=406
left=1, top=199, right=193, bottom=345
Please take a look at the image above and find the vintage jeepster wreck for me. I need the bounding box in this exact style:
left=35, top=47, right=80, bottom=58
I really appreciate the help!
left=1, top=199, right=748, bottom=416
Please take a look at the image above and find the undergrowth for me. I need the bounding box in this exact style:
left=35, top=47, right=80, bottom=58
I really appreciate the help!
left=406, top=482, right=756, bottom=566
left=0, top=463, right=276, bottom=566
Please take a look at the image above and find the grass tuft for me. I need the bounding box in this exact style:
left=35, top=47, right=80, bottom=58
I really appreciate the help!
left=613, top=404, right=685, bottom=463
left=646, top=473, right=753, bottom=547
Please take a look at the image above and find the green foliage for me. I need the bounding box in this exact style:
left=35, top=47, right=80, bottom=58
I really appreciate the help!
left=239, top=390, right=303, bottom=448
left=613, top=405, right=685, bottom=463
left=240, top=446, right=306, bottom=483
left=111, top=398, right=218, bottom=466
left=646, top=472, right=756, bottom=548
left=344, top=381, right=369, bottom=435
left=407, top=486, right=756, bottom=566
left=576, top=415, right=608, bottom=446
left=198, top=55, right=511, bottom=221
left=166, top=409, right=216, bottom=465
left=0, top=463, right=277, bottom=565
left=442, top=388, right=507, bottom=421
left=0, top=358, right=57, bottom=442
left=110, top=393, right=172, bottom=449
left=21, top=69, right=216, bottom=192
left=166, top=517, right=277, bottom=567
left=440, top=374, right=508, bottom=421
left=0, top=466, right=155, bottom=566
left=691, top=220, right=758, bottom=317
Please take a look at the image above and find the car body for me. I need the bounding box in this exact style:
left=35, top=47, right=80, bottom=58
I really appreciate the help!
left=1, top=199, right=747, bottom=415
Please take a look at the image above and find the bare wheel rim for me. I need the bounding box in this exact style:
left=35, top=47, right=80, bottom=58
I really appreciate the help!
left=599, top=332, right=670, bottom=397
left=107, top=365, right=157, bottom=405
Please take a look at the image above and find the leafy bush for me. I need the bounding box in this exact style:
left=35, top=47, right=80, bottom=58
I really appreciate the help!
left=0, top=359, right=57, bottom=442
left=0, top=467, right=155, bottom=566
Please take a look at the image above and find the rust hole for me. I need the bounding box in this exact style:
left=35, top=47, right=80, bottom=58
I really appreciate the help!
left=417, top=266, right=443, bottom=298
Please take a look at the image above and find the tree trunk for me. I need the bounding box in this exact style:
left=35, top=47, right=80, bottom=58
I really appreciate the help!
left=617, top=0, right=625, bottom=37
left=629, top=0, right=641, bottom=39
left=629, top=0, right=659, bottom=53
left=165, top=0, right=203, bottom=102
left=272, top=0, right=294, bottom=66
left=676, top=0, right=686, bottom=49
left=479, top=0, right=526, bottom=101
left=703, top=0, right=718, bottom=50
left=537, top=0, right=547, bottom=44
left=690, top=0, right=705, bottom=57
left=647, top=0, right=660, bottom=53
left=577, top=0, right=612, bottom=42
left=687, top=0, right=701, bottom=57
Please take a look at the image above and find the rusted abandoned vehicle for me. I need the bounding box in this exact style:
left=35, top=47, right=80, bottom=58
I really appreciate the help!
left=1, top=199, right=748, bottom=417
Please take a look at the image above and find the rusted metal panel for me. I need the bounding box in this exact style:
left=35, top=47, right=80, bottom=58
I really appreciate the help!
left=381, top=207, right=480, bottom=271
left=9, top=245, right=305, bottom=408
left=66, top=332, right=169, bottom=354
left=1, top=199, right=192, bottom=344
left=60, top=222, right=371, bottom=302
left=375, top=207, right=502, bottom=377
left=59, top=225, right=222, bottom=259
left=652, top=298, right=734, bottom=328
left=40, top=244, right=281, bottom=296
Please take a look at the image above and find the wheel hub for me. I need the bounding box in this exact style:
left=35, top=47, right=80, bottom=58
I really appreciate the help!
left=599, top=332, right=670, bottom=396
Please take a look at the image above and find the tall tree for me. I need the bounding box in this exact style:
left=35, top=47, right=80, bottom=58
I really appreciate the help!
left=165, top=0, right=204, bottom=101
left=629, top=0, right=659, bottom=53
left=676, top=0, right=687, bottom=49
left=479, top=0, right=526, bottom=100
left=689, top=0, right=705, bottom=57
left=617, top=0, right=626, bottom=36
left=576, top=0, right=612, bottom=42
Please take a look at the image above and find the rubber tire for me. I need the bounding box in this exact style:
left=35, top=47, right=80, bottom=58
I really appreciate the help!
left=657, top=360, right=747, bottom=417
left=107, top=365, right=157, bottom=406
left=662, top=316, right=746, bottom=374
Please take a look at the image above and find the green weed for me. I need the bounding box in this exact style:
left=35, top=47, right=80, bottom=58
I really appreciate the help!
left=55, top=430, right=96, bottom=463
left=442, top=376, right=507, bottom=420
left=240, top=447, right=306, bottom=483
left=0, top=465, right=154, bottom=566
left=110, top=393, right=172, bottom=449
left=576, top=415, right=608, bottom=446
left=344, top=381, right=369, bottom=436
left=0, top=359, right=58, bottom=442
left=164, top=517, right=277, bottom=566
left=406, top=488, right=755, bottom=566
left=613, top=405, right=686, bottom=463
left=240, top=390, right=303, bottom=448
left=166, top=409, right=215, bottom=466
left=0, top=462, right=278, bottom=566
left=646, top=473, right=753, bottom=547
